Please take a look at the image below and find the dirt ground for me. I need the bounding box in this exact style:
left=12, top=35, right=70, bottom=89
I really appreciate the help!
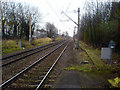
left=53, top=41, right=110, bottom=88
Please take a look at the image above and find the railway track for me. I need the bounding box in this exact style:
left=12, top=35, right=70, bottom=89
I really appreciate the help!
left=1, top=40, right=70, bottom=89
left=1, top=40, right=64, bottom=67
left=2, top=40, right=66, bottom=83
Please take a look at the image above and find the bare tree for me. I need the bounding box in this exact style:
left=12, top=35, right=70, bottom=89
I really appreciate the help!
left=1, top=1, right=42, bottom=40
left=46, top=22, right=58, bottom=38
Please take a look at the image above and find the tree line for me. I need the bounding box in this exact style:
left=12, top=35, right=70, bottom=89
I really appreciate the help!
left=0, top=1, right=41, bottom=40
left=79, top=1, right=120, bottom=51
left=0, top=1, right=62, bottom=41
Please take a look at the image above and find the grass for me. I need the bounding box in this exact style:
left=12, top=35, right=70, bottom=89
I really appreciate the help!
left=55, top=37, right=63, bottom=42
left=78, top=41, right=120, bottom=74
left=21, top=40, right=33, bottom=49
left=79, top=41, right=104, bottom=68
left=62, top=64, right=93, bottom=72
left=2, top=37, right=62, bottom=54
left=62, top=40, right=120, bottom=88
left=2, top=40, right=22, bottom=54
left=63, top=40, right=120, bottom=74
left=76, top=51, right=90, bottom=63
left=2, top=40, right=34, bottom=54
left=32, top=37, right=52, bottom=46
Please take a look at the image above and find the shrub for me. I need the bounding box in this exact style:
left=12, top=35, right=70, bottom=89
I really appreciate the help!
left=55, top=37, right=63, bottom=42
left=21, top=41, right=33, bottom=49
left=2, top=40, right=18, bottom=49
left=2, top=40, right=21, bottom=54
left=108, top=77, right=120, bottom=88
left=32, top=38, right=52, bottom=46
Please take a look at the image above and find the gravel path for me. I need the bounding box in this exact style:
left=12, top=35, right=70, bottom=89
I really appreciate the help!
left=53, top=41, right=109, bottom=88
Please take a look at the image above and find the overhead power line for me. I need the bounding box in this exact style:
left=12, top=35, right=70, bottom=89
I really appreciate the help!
left=44, top=0, right=61, bottom=20
left=61, top=11, right=78, bottom=26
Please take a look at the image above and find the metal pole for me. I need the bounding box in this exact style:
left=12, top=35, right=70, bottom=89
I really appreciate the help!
left=110, top=48, right=112, bottom=65
left=77, top=8, right=80, bottom=49
left=29, top=14, right=31, bottom=44
left=73, top=26, right=76, bottom=42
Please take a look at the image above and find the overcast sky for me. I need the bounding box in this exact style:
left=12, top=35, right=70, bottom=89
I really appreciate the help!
left=5, top=0, right=119, bottom=36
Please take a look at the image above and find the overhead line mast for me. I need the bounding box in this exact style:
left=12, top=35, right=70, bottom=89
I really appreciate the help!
left=77, top=8, right=80, bottom=49
left=62, top=8, right=80, bottom=49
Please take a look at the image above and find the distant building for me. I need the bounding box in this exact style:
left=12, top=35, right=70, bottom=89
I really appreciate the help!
left=33, top=29, right=47, bottom=38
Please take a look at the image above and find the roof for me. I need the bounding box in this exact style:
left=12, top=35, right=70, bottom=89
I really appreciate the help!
left=37, top=29, right=47, bottom=33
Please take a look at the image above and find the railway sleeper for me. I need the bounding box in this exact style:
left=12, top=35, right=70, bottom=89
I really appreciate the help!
left=2, top=41, right=68, bottom=89
left=43, top=84, right=52, bottom=88
left=48, top=75, right=57, bottom=79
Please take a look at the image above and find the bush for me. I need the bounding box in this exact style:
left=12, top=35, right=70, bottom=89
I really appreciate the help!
left=2, top=40, right=18, bottom=49
left=2, top=40, right=21, bottom=54
left=55, top=37, right=63, bottom=42
left=32, top=38, right=52, bottom=46
left=108, top=77, right=120, bottom=88
left=21, top=41, right=33, bottom=49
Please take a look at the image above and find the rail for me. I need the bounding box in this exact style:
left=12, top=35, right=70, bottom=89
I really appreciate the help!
left=2, top=40, right=64, bottom=60
left=1, top=40, right=64, bottom=67
left=0, top=41, right=67, bottom=89
left=36, top=41, right=69, bottom=89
